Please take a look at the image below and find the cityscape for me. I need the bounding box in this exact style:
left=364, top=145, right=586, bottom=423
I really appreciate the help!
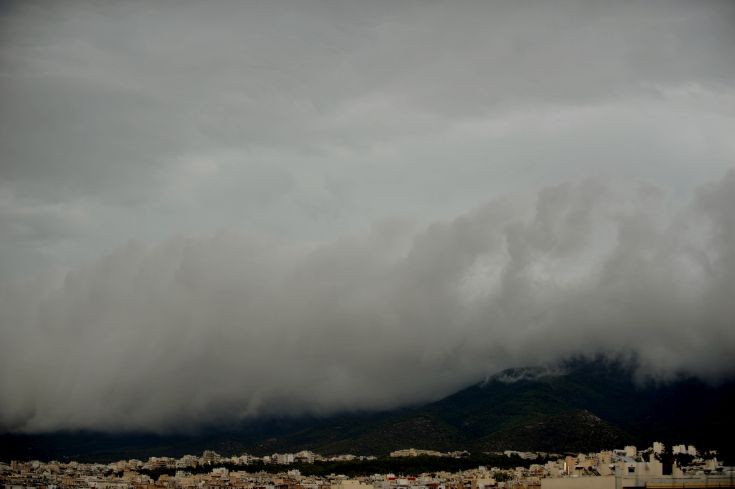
left=3, top=442, right=734, bottom=489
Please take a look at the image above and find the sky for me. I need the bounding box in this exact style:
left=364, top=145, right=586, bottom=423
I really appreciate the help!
left=1, top=1, right=735, bottom=434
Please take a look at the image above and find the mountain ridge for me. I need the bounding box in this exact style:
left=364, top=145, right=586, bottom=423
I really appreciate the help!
left=3, top=359, right=733, bottom=462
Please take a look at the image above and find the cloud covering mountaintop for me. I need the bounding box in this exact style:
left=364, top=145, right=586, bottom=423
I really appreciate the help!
left=1, top=1, right=735, bottom=433
left=2, top=172, right=735, bottom=433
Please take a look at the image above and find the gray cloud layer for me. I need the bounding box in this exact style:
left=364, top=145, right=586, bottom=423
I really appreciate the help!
left=2, top=172, right=735, bottom=433
left=2, top=1, right=735, bottom=279
left=1, top=1, right=735, bottom=433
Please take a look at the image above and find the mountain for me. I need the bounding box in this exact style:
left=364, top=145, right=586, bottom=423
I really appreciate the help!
left=249, top=359, right=734, bottom=458
left=3, top=359, right=734, bottom=462
left=477, top=409, right=627, bottom=453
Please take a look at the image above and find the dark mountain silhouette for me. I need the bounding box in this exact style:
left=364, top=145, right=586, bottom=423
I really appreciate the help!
left=3, top=359, right=733, bottom=463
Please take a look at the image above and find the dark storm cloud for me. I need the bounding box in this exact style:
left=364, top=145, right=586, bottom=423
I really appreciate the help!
left=2, top=1, right=734, bottom=198
left=2, top=172, right=735, bottom=433
left=1, top=1, right=735, bottom=432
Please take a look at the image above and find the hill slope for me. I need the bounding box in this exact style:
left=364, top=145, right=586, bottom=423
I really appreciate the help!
left=258, top=359, right=734, bottom=457
left=3, top=359, right=734, bottom=462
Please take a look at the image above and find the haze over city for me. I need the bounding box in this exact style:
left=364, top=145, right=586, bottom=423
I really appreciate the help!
left=1, top=0, right=735, bottom=441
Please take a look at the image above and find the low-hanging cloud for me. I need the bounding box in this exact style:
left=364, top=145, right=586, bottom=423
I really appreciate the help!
left=1, top=171, right=734, bottom=434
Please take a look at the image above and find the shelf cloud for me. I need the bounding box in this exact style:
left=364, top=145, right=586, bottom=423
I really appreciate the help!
left=1, top=1, right=735, bottom=433
left=2, top=172, right=735, bottom=433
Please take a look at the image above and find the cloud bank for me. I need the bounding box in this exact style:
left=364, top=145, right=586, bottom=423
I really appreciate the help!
left=2, top=0, right=735, bottom=434
left=2, top=172, right=734, bottom=433
left=2, top=1, right=735, bottom=280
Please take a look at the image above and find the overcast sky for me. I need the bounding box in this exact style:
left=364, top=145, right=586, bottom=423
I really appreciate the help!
left=1, top=1, right=735, bottom=433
